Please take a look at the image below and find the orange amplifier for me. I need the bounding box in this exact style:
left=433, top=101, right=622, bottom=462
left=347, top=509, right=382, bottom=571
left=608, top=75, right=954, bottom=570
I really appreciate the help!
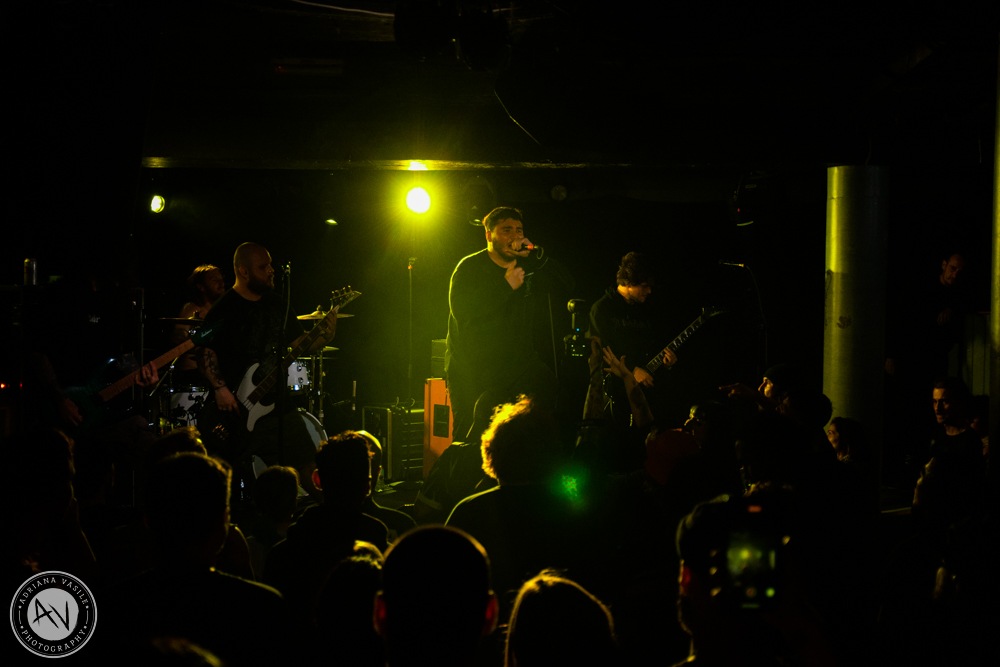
left=423, top=378, right=454, bottom=478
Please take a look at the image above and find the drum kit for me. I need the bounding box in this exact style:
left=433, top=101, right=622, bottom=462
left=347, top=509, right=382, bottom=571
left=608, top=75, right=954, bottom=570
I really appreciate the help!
left=153, top=303, right=353, bottom=435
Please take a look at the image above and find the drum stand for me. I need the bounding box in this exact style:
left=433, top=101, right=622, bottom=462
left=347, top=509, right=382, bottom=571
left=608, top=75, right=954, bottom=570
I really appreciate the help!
left=307, top=353, right=325, bottom=424
left=309, top=347, right=356, bottom=430
left=149, top=360, right=177, bottom=434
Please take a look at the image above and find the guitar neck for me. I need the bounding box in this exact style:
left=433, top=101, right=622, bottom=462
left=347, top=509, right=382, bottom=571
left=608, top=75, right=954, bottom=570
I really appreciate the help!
left=96, top=339, right=195, bottom=403
left=247, top=310, right=339, bottom=404
left=243, top=288, right=358, bottom=405
left=644, top=315, right=707, bottom=374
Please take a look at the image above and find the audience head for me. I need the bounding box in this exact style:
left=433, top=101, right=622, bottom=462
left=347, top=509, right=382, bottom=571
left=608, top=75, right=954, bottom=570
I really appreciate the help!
left=143, top=452, right=232, bottom=566
left=938, top=250, right=965, bottom=287
left=683, top=399, right=733, bottom=447
left=480, top=396, right=562, bottom=485
left=504, top=569, right=618, bottom=667
left=759, top=363, right=803, bottom=404
left=932, top=376, right=972, bottom=430
left=251, top=465, right=300, bottom=524
left=148, top=425, right=208, bottom=462
left=826, top=416, right=868, bottom=463
left=467, top=387, right=509, bottom=443
left=644, top=426, right=700, bottom=487
left=315, top=541, right=385, bottom=666
left=4, top=428, right=76, bottom=564
left=314, top=430, right=374, bottom=507
left=136, top=636, right=224, bottom=666
left=675, top=491, right=797, bottom=658
left=375, top=525, right=498, bottom=665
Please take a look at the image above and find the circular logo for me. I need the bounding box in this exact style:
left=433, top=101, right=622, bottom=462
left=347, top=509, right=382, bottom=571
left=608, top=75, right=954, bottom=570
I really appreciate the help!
left=10, top=571, right=97, bottom=658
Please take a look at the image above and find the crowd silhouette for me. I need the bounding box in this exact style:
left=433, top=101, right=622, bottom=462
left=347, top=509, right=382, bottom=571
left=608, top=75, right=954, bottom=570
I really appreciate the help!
left=4, top=329, right=996, bottom=666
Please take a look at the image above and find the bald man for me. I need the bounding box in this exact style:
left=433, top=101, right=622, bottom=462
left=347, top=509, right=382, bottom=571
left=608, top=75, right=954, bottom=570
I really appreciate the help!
left=197, top=242, right=329, bottom=504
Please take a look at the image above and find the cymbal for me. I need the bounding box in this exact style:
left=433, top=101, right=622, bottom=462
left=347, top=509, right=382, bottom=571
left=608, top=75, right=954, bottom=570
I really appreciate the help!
left=296, top=311, right=355, bottom=320
left=160, top=317, right=204, bottom=325
left=301, top=347, right=339, bottom=359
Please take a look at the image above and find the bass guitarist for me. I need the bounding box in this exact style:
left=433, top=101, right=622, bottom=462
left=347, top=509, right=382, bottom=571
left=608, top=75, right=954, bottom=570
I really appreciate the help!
left=196, top=242, right=331, bottom=499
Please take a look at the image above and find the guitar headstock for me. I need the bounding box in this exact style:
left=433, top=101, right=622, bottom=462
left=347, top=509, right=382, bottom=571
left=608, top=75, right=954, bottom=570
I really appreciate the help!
left=190, top=322, right=219, bottom=345
left=331, top=286, right=361, bottom=311
left=701, top=305, right=727, bottom=319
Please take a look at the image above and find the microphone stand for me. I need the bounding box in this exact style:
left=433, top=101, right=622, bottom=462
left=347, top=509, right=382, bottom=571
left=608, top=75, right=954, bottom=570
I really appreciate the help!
left=149, top=358, right=176, bottom=433
left=407, top=256, right=416, bottom=406
left=276, top=262, right=291, bottom=468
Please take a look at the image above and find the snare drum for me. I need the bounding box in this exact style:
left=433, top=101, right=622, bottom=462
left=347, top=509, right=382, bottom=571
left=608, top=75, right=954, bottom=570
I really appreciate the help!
left=287, top=359, right=311, bottom=393
left=168, top=386, right=209, bottom=426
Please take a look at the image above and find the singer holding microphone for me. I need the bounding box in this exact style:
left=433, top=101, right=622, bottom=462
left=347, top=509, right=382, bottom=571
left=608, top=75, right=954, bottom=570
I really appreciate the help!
left=445, top=206, right=561, bottom=442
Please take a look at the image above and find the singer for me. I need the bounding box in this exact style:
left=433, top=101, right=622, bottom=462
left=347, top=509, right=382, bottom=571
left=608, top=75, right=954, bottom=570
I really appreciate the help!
left=445, top=206, right=560, bottom=441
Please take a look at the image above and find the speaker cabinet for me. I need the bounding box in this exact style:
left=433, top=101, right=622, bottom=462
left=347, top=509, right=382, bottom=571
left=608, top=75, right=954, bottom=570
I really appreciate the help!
left=423, top=378, right=453, bottom=479
left=361, top=405, right=424, bottom=482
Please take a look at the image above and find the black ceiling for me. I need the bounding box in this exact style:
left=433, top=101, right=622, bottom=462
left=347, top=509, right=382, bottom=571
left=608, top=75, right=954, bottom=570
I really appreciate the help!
left=4, top=1, right=997, bottom=402
left=12, top=1, right=997, bottom=172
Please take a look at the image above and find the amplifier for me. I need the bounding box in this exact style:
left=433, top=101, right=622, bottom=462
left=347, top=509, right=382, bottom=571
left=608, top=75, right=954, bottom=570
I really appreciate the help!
left=361, top=405, right=425, bottom=482
left=431, top=339, right=447, bottom=378
left=423, top=378, right=453, bottom=478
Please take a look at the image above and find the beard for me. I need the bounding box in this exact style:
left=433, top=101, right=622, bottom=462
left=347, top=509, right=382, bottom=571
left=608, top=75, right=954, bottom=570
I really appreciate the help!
left=247, top=273, right=274, bottom=295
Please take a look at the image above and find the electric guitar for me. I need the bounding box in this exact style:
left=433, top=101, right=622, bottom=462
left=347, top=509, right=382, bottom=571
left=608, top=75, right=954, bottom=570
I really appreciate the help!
left=605, top=306, right=726, bottom=421
left=66, top=322, right=219, bottom=432
left=200, top=287, right=360, bottom=453
left=639, top=306, right=726, bottom=376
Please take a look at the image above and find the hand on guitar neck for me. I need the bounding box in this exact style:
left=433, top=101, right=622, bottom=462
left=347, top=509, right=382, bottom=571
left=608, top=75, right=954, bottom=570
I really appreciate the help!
left=600, top=306, right=725, bottom=426
left=634, top=348, right=678, bottom=387
left=206, top=286, right=360, bottom=430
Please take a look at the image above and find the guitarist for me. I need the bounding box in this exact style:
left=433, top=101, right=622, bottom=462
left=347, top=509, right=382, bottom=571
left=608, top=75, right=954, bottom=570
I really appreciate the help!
left=587, top=251, right=678, bottom=426
left=196, top=242, right=329, bottom=495
left=18, top=263, right=162, bottom=437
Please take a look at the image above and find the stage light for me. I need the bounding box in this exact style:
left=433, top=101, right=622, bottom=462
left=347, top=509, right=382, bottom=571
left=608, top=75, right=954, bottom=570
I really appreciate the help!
left=149, top=195, right=166, bottom=213
left=406, top=187, right=431, bottom=214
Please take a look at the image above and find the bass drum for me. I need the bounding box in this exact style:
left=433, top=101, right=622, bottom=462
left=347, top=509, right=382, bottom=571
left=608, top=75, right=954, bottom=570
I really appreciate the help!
left=250, top=408, right=327, bottom=477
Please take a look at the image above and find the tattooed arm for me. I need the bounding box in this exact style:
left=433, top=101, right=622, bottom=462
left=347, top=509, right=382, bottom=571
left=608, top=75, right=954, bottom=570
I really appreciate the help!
left=198, top=346, right=238, bottom=412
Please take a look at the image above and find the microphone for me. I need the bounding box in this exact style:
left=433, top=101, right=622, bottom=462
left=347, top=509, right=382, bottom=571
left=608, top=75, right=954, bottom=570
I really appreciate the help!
left=282, top=261, right=291, bottom=274
left=719, top=260, right=745, bottom=268
left=517, top=243, right=541, bottom=251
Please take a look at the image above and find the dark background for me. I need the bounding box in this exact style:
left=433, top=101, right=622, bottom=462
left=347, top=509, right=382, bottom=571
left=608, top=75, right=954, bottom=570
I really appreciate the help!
left=4, top=1, right=996, bottom=423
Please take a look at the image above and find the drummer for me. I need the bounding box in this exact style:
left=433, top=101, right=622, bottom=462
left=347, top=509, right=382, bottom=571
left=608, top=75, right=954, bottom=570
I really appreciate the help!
left=171, top=264, right=227, bottom=374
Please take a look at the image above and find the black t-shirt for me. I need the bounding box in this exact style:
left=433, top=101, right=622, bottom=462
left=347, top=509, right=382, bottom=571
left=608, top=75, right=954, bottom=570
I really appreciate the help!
left=445, top=249, right=533, bottom=387
left=201, top=289, right=299, bottom=398
left=587, top=285, right=659, bottom=372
